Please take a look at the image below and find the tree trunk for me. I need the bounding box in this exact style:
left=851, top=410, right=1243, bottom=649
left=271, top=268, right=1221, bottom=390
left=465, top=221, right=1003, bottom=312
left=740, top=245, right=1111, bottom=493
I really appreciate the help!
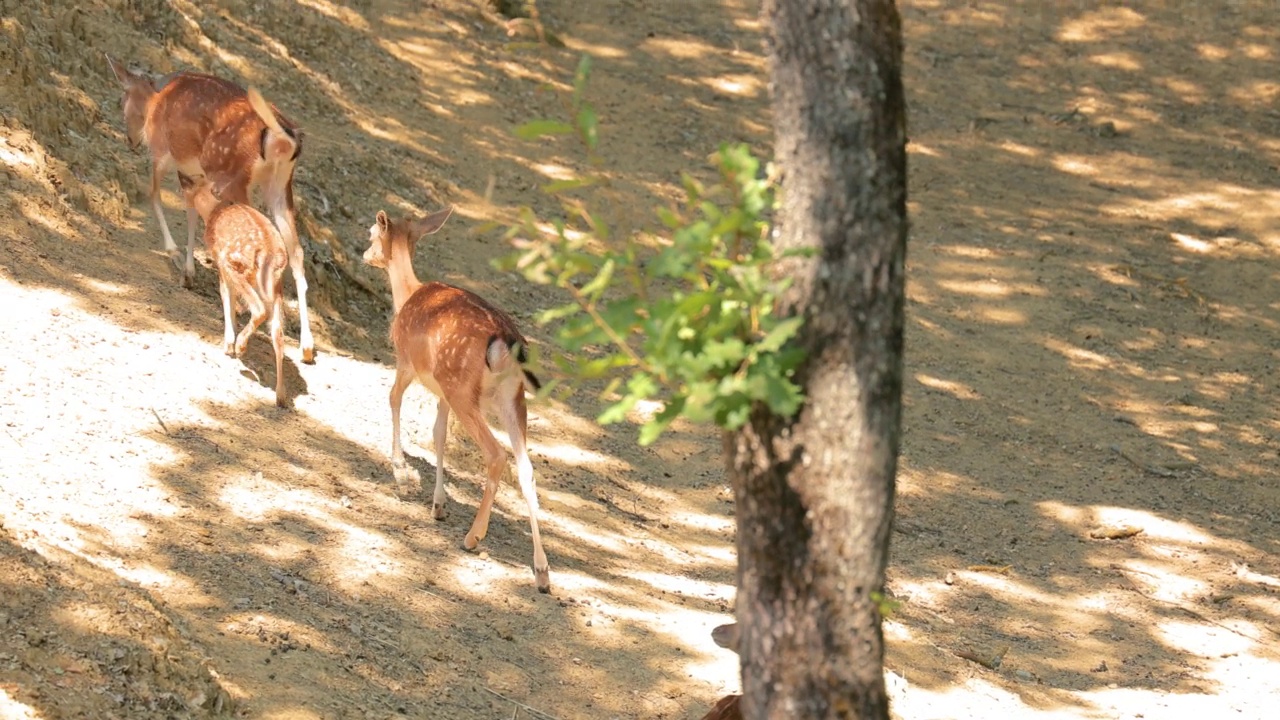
left=726, top=0, right=907, bottom=718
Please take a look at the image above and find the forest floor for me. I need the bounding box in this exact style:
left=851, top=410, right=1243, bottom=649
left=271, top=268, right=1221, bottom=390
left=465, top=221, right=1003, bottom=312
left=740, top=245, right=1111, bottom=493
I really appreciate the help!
left=2, top=0, right=1279, bottom=718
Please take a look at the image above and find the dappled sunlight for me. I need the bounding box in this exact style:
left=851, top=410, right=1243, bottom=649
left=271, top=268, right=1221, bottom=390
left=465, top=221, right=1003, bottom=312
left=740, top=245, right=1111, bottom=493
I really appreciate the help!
left=1086, top=51, right=1142, bottom=72
left=935, top=275, right=1041, bottom=298
left=915, top=373, right=982, bottom=400
left=703, top=73, right=763, bottom=98
left=535, top=441, right=619, bottom=468
left=562, top=37, right=629, bottom=60
left=627, top=570, right=734, bottom=606
left=666, top=510, right=733, bottom=534
left=0, top=689, right=42, bottom=720
left=529, top=161, right=578, bottom=182
left=292, top=0, right=370, bottom=30
left=446, top=552, right=533, bottom=597
left=642, top=37, right=719, bottom=61
left=1057, top=6, right=1146, bottom=43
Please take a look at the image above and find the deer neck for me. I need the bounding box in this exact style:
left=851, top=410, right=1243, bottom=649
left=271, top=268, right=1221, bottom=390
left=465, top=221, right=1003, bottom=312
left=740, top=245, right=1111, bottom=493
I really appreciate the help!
left=386, top=239, right=423, bottom=314
left=190, top=192, right=220, bottom=222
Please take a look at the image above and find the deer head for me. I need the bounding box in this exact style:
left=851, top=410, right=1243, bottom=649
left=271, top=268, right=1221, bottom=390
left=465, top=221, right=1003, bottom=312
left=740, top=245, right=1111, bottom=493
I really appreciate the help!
left=105, top=54, right=155, bottom=148
left=363, top=206, right=456, bottom=269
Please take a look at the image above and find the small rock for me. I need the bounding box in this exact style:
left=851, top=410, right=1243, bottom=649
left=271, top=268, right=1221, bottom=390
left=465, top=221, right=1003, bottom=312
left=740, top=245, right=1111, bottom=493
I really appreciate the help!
left=1092, top=660, right=1108, bottom=673
left=1015, top=669, right=1033, bottom=682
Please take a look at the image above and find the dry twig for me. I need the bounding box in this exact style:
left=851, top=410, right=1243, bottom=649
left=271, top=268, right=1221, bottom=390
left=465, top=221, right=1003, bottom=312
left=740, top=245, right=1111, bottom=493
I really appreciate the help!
left=482, top=686, right=563, bottom=720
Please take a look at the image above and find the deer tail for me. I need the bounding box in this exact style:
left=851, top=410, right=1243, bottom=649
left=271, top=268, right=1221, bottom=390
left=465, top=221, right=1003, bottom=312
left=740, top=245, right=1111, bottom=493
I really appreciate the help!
left=247, top=87, right=299, bottom=162
left=485, top=336, right=542, bottom=392
left=246, top=87, right=285, bottom=134
left=258, top=245, right=286, bottom=310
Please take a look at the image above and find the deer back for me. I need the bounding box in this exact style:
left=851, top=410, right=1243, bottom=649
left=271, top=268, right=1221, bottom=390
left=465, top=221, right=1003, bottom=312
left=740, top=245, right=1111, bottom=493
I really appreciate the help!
left=205, top=203, right=287, bottom=279
left=143, top=73, right=243, bottom=171
left=146, top=73, right=301, bottom=203
left=392, top=282, right=530, bottom=401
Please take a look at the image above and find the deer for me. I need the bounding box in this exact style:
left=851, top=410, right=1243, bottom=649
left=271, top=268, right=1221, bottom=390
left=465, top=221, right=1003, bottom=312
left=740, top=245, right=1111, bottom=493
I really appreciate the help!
left=105, top=55, right=316, bottom=364
left=178, top=172, right=289, bottom=408
left=362, top=206, right=551, bottom=593
left=702, top=622, right=742, bottom=720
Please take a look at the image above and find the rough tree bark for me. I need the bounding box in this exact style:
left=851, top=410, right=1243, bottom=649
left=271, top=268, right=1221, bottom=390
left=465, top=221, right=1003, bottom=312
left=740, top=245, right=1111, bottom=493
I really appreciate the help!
left=725, top=0, right=907, bottom=718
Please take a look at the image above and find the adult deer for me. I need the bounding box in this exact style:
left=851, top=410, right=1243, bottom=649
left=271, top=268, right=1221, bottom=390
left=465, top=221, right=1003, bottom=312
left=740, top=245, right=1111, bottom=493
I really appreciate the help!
left=362, top=206, right=550, bottom=593
left=105, top=56, right=316, bottom=364
left=178, top=172, right=289, bottom=408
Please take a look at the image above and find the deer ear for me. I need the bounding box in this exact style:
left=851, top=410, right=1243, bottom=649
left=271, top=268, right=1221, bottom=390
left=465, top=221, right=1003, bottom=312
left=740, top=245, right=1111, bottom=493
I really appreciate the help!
left=375, top=210, right=390, bottom=235
left=105, top=54, right=130, bottom=84
left=411, top=206, right=454, bottom=238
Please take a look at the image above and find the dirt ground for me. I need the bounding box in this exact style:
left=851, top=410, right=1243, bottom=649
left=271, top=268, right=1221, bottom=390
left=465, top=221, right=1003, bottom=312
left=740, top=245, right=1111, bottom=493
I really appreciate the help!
left=2, top=0, right=1279, bottom=718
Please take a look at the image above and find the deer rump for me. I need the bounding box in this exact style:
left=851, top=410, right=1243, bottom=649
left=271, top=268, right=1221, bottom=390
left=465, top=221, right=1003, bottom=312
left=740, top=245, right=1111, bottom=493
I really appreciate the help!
left=391, top=282, right=540, bottom=401
left=144, top=73, right=302, bottom=187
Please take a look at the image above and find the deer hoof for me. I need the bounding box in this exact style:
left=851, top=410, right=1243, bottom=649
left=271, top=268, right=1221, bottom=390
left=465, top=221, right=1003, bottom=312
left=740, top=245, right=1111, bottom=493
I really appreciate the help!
left=463, top=533, right=480, bottom=551
left=301, top=346, right=316, bottom=365
left=392, top=462, right=421, bottom=494
left=223, top=344, right=237, bottom=358
left=432, top=503, right=446, bottom=521
left=534, top=567, right=551, bottom=594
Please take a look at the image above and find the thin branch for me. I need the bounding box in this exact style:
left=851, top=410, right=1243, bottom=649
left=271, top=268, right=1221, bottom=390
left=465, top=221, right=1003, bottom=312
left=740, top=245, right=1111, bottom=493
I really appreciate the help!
left=565, top=283, right=646, bottom=370
left=150, top=407, right=171, bottom=436
left=481, top=686, right=563, bottom=720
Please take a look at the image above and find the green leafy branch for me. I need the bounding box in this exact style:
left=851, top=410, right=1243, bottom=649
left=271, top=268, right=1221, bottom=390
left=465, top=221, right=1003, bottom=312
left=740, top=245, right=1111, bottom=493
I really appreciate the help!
left=497, top=55, right=810, bottom=445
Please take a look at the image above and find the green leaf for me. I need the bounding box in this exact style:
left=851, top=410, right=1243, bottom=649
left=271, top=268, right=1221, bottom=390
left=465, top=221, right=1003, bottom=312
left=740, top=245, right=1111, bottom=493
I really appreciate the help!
left=576, top=104, right=599, bottom=151
left=598, top=297, right=642, bottom=333
left=638, top=397, right=685, bottom=446
left=598, top=397, right=636, bottom=425
left=581, top=354, right=632, bottom=379
left=536, top=302, right=583, bottom=325
left=572, top=54, right=593, bottom=103
left=763, top=373, right=805, bottom=416
left=580, top=258, right=615, bottom=298
left=756, top=316, right=804, bottom=353
left=541, top=176, right=599, bottom=195
left=702, top=337, right=747, bottom=369
left=656, top=206, right=682, bottom=230
left=514, top=119, right=575, bottom=140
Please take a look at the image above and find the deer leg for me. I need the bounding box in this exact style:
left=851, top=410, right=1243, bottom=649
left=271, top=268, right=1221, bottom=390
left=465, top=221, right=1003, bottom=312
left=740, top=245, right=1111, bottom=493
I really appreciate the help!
left=388, top=363, right=420, bottom=494
left=499, top=392, right=550, bottom=593
left=270, top=294, right=287, bottom=408
left=217, top=276, right=237, bottom=357
left=288, top=241, right=315, bottom=365
left=454, top=406, right=506, bottom=552
left=233, top=283, right=267, bottom=358
left=431, top=400, right=450, bottom=520
left=268, top=189, right=314, bottom=364
left=148, top=157, right=180, bottom=265
left=182, top=206, right=199, bottom=289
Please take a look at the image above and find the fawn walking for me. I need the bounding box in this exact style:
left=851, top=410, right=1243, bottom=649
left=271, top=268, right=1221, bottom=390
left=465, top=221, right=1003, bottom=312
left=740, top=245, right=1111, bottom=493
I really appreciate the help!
left=106, top=56, right=316, bottom=363
left=179, top=172, right=289, bottom=408
left=363, top=206, right=550, bottom=592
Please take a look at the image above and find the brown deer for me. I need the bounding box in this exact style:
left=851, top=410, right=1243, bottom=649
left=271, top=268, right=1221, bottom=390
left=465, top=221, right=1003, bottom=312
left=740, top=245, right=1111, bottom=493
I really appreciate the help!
left=703, top=622, right=742, bottom=720
left=362, top=206, right=550, bottom=593
left=178, top=172, right=289, bottom=408
left=105, top=56, right=316, bottom=364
